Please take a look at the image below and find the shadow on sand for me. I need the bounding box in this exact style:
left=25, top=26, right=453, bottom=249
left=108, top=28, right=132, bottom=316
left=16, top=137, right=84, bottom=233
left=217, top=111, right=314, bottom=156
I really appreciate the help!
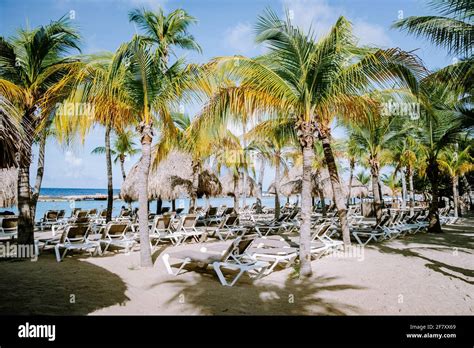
left=370, top=222, right=474, bottom=285
left=147, top=265, right=365, bottom=315
left=0, top=255, right=129, bottom=315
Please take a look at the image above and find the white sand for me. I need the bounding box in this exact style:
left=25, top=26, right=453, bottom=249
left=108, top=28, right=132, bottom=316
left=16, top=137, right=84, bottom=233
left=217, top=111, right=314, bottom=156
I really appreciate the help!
left=0, top=218, right=472, bottom=315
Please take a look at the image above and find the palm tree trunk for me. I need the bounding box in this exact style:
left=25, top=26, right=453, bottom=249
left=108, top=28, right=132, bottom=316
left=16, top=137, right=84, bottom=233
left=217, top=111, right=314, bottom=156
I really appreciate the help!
left=105, top=125, right=114, bottom=223
left=274, top=153, right=281, bottom=219
left=452, top=175, right=459, bottom=218
left=370, top=158, right=383, bottom=224
left=256, top=155, right=265, bottom=213
left=120, top=156, right=127, bottom=181
left=137, top=122, right=153, bottom=267
left=320, top=133, right=350, bottom=246
left=233, top=174, right=240, bottom=213
left=300, top=144, right=313, bottom=277
left=401, top=167, right=407, bottom=209
left=120, top=157, right=132, bottom=210
left=156, top=198, right=162, bottom=214
left=31, top=129, right=47, bottom=221
left=189, top=160, right=200, bottom=211
left=314, top=169, right=326, bottom=216
left=242, top=123, right=248, bottom=207
left=408, top=166, right=415, bottom=216
left=427, top=158, right=442, bottom=233
left=17, top=113, right=34, bottom=246
left=347, top=159, right=354, bottom=206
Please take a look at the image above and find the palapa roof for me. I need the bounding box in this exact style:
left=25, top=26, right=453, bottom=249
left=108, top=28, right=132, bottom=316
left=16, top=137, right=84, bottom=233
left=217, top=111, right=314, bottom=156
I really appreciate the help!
left=349, top=178, right=369, bottom=198
left=269, top=166, right=347, bottom=199
left=120, top=150, right=222, bottom=202
left=220, top=172, right=260, bottom=197
left=0, top=168, right=17, bottom=208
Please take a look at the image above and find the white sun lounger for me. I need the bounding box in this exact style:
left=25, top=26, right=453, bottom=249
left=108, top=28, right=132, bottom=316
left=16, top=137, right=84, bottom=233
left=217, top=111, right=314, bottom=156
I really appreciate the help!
left=162, top=236, right=269, bottom=286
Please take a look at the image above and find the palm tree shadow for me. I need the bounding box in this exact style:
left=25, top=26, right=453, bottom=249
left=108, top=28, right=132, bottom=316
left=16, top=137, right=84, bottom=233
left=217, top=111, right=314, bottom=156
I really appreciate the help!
left=154, top=270, right=365, bottom=315
left=372, top=232, right=474, bottom=285
left=0, top=255, right=129, bottom=315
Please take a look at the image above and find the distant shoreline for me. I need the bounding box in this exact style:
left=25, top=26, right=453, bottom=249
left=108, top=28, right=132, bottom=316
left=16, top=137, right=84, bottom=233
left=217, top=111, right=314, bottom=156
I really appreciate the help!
left=38, top=194, right=121, bottom=202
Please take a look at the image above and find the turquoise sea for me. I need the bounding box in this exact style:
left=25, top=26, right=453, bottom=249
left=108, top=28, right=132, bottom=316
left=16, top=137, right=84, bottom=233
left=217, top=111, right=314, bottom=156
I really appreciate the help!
left=1, top=187, right=287, bottom=221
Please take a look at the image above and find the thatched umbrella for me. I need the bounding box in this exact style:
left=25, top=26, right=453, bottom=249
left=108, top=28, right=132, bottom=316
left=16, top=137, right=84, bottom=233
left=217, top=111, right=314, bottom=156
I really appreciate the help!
left=0, top=168, right=17, bottom=208
left=349, top=178, right=369, bottom=198
left=120, top=150, right=222, bottom=202
left=380, top=182, right=393, bottom=196
left=220, top=172, right=259, bottom=211
left=272, top=166, right=346, bottom=199
left=221, top=172, right=259, bottom=197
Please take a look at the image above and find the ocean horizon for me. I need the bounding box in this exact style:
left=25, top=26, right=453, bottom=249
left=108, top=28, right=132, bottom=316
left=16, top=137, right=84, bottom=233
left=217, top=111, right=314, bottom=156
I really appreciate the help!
left=1, top=187, right=288, bottom=221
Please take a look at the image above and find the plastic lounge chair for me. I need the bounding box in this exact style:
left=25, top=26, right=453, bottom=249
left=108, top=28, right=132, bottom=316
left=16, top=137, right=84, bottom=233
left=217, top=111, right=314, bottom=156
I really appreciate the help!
left=206, top=214, right=246, bottom=241
left=0, top=216, right=18, bottom=240
left=351, top=215, right=392, bottom=245
left=162, top=236, right=269, bottom=286
left=54, top=224, right=100, bottom=262
left=149, top=215, right=174, bottom=247
left=176, top=214, right=207, bottom=244
left=99, top=221, right=134, bottom=254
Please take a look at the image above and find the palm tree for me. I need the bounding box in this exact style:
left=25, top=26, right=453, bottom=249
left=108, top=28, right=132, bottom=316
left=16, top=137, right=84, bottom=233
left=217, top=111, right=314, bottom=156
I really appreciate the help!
left=349, top=112, right=408, bottom=223
left=438, top=144, right=474, bottom=217
left=416, top=79, right=465, bottom=232
left=382, top=172, right=402, bottom=207
left=389, top=135, right=420, bottom=214
left=0, top=16, right=81, bottom=245
left=125, top=7, right=201, bottom=267
left=345, top=136, right=366, bottom=206
left=197, top=11, right=424, bottom=276
left=393, top=0, right=473, bottom=91
left=214, top=129, right=254, bottom=212
left=0, top=97, right=27, bottom=169
left=354, top=169, right=371, bottom=215
left=128, top=7, right=201, bottom=67
left=92, top=129, right=140, bottom=181
left=154, top=111, right=221, bottom=212
left=56, top=49, right=136, bottom=223
left=247, top=116, right=296, bottom=218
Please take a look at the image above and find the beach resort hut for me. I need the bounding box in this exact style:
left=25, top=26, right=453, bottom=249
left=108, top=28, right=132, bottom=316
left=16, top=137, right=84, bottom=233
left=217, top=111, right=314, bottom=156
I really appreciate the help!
left=271, top=166, right=346, bottom=206
left=0, top=168, right=17, bottom=208
left=120, top=150, right=222, bottom=210
left=220, top=172, right=260, bottom=211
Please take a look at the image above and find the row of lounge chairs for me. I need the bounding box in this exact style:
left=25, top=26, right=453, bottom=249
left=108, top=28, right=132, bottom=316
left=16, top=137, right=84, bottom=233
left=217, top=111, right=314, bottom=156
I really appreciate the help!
left=28, top=202, right=462, bottom=287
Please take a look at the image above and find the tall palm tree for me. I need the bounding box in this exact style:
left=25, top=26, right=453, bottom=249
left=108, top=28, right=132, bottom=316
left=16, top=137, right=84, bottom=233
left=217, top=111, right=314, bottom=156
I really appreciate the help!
left=416, top=79, right=465, bottom=232
left=345, top=135, right=366, bottom=206
left=56, top=49, right=136, bottom=223
left=382, top=172, right=402, bottom=207
left=0, top=16, right=81, bottom=245
left=125, top=7, right=201, bottom=267
left=348, top=112, right=408, bottom=223
left=389, top=135, right=420, bottom=214
left=438, top=144, right=474, bottom=217
left=214, top=129, right=254, bottom=212
left=128, top=7, right=201, bottom=67
left=196, top=11, right=424, bottom=276
left=92, top=129, right=140, bottom=181
left=247, top=116, right=296, bottom=218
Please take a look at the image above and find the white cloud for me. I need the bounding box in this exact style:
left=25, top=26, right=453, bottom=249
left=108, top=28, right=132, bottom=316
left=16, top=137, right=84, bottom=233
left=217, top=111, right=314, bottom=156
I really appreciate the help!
left=224, top=22, right=257, bottom=55
left=281, top=0, right=392, bottom=47
left=282, top=0, right=338, bottom=37
left=63, top=151, right=84, bottom=178
left=353, top=20, right=392, bottom=47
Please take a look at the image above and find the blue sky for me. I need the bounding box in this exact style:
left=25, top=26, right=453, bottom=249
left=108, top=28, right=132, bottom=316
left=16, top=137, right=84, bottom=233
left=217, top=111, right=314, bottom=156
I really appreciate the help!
left=0, top=0, right=454, bottom=190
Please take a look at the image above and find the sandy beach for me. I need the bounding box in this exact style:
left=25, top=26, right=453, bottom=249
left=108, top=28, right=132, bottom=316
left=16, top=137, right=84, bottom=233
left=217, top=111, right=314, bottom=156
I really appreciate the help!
left=1, top=218, right=472, bottom=316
